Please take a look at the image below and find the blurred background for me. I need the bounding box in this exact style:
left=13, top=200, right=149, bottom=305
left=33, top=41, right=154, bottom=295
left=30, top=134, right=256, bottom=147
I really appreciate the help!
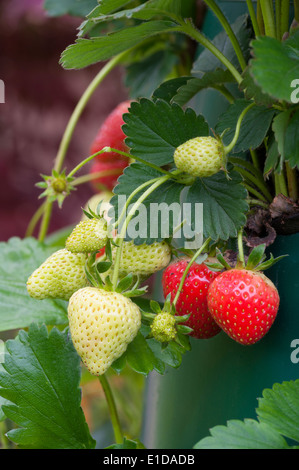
left=0, top=0, right=129, bottom=241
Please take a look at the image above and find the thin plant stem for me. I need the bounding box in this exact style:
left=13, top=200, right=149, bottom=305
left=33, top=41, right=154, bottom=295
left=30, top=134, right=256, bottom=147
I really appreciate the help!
left=285, top=162, right=299, bottom=201
left=38, top=201, right=53, bottom=242
left=246, top=0, right=262, bottom=36
left=280, top=0, right=290, bottom=36
left=260, top=0, right=276, bottom=37
left=114, top=177, right=163, bottom=230
left=178, top=19, right=243, bottom=84
left=172, top=237, right=212, bottom=307
left=295, top=0, right=299, bottom=21
left=248, top=198, right=269, bottom=208
left=223, top=102, right=256, bottom=155
left=98, top=374, right=123, bottom=445
left=249, top=149, right=260, bottom=170
left=243, top=182, right=269, bottom=202
left=275, top=171, right=289, bottom=197
left=237, top=229, right=245, bottom=267
left=37, top=52, right=128, bottom=242
left=257, top=0, right=266, bottom=34
left=203, top=0, right=247, bottom=70
left=25, top=201, right=47, bottom=238
left=235, top=166, right=273, bottom=202
left=276, top=0, right=282, bottom=39
left=212, top=85, right=235, bottom=103
left=72, top=169, right=124, bottom=187
left=111, top=175, right=171, bottom=290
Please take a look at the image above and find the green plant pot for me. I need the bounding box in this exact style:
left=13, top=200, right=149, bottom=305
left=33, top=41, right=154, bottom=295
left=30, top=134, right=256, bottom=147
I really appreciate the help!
left=142, top=2, right=298, bottom=450
left=143, top=233, right=299, bottom=450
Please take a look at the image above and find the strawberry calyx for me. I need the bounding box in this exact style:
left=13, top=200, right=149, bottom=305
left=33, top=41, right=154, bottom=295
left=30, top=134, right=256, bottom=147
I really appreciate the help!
left=206, top=243, right=287, bottom=273
left=36, top=169, right=75, bottom=208
left=141, top=295, right=193, bottom=348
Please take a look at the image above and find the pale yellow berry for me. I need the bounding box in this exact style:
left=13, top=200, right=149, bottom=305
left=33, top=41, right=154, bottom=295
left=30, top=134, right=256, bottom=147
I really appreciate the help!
left=174, top=136, right=224, bottom=178
left=68, top=287, right=141, bottom=375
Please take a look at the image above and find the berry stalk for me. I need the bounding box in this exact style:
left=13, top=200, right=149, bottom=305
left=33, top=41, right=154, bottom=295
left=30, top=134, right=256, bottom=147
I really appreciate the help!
left=112, top=175, right=171, bottom=290
left=98, top=374, right=123, bottom=445
left=172, top=237, right=212, bottom=308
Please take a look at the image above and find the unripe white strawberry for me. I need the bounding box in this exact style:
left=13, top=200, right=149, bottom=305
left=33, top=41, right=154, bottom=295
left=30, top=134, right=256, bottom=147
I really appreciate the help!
left=27, top=249, right=88, bottom=301
left=66, top=217, right=108, bottom=254
left=174, top=136, right=224, bottom=178
left=68, top=287, right=141, bottom=375
left=100, top=240, right=172, bottom=281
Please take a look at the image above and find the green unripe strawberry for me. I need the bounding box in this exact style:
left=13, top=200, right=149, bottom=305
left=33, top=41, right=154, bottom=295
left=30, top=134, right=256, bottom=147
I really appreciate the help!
left=27, top=249, right=88, bottom=301
left=68, top=287, right=141, bottom=375
left=66, top=217, right=108, bottom=254
left=174, top=136, right=224, bottom=178
left=150, top=312, right=177, bottom=343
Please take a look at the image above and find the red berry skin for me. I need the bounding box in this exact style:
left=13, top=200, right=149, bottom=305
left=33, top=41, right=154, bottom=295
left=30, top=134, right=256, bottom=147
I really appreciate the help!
left=90, top=159, right=128, bottom=192
left=207, top=269, right=280, bottom=345
left=162, top=259, right=222, bottom=339
left=90, top=101, right=131, bottom=163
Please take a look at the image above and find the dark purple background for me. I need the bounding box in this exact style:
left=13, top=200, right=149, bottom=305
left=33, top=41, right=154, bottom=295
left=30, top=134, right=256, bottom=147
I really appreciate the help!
left=0, top=0, right=129, bottom=241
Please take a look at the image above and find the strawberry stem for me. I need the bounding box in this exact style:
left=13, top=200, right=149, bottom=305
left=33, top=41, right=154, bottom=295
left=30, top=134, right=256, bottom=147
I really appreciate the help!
left=203, top=0, right=247, bottom=71
left=172, top=237, right=212, bottom=308
left=98, top=374, right=123, bottom=445
left=237, top=229, right=246, bottom=268
left=223, top=102, right=256, bottom=155
left=246, top=0, right=262, bottom=36
left=112, top=175, right=171, bottom=290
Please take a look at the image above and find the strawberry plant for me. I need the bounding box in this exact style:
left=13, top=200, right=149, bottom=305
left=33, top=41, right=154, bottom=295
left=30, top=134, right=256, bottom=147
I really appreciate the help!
left=1, top=0, right=299, bottom=450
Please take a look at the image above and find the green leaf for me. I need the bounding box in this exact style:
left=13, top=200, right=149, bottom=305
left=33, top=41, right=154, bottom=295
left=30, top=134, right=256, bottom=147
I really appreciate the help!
left=81, top=0, right=183, bottom=27
left=44, top=0, right=98, bottom=17
left=215, top=99, right=276, bottom=153
left=250, top=31, right=299, bottom=103
left=194, top=419, right=289, bottom=449
left=240, top=66, right=275, bottom=107
left=60, top=20, right=180, bottom=69
left=272, top=110, right=292, bottom=159
left=125, top=49, right=179, bottom=99
left=123, top=98, right=209, bottom=166
left=284, top=110, right=299, bottom=168
left=186, top=168, right=248, bottom=241
left=154, top=70, right=234, bottom=106
left=0, top=238, right=68, bottom=333
left=192, top=14, right=252, bottom=75
left=257, top=380, right=299, bottom=443
left=110, top=163, right=185, bottom=244
left=0, top=324, right=95, bottom=449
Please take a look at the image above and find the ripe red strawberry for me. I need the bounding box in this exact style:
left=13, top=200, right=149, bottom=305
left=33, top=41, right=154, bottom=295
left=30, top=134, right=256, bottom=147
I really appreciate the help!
left=90, top=159, right=128, bottom=192
left=162, top=259, right=221, bottom=339
left=207, top=269, right=280, bottom=345
left=90, top=101, right=131, bottom=163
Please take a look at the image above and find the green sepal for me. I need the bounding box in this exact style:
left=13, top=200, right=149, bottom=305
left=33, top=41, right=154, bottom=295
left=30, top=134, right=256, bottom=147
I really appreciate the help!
left=245, top=244, right=266, bottom=270
left=96, top=261, right=112, bottom=273
left=255, top=254, right=288, bottom=271
left=115, top=273, right=134, bottom=293
left=177, top=324, right=193, bottom=335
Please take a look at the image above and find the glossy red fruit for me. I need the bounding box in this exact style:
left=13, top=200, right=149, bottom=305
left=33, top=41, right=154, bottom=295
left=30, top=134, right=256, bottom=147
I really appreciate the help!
left=207, top=269, right=280, bottom=345
left=162, top=259, right=222, bottom=339
left=90, top=101, right=131, bottom=163
left=90, top=159, right=128, bottom=192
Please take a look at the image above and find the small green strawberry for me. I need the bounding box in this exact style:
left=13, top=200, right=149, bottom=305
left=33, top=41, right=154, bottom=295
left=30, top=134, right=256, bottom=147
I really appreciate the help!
left=150, top=312, right=177, bottom=343
left=27, top=249, right=88, bottom=301
left=174, top=136, right=224, bottom=178
left=68, top=287, right=141, bottom=375
left=66, top=217, right=108, bottom=254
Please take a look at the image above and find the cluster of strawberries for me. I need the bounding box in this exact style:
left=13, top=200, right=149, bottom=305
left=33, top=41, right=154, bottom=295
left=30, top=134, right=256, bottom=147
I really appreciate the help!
left=26, top=101, right=280, bottom=379
left=162, top=258, right=280, bottom=346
